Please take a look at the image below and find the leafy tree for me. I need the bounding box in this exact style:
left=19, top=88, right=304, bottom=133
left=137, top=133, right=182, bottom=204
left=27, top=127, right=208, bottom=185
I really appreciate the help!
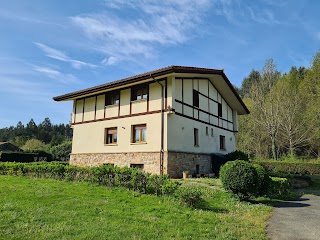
left=22, top=139, right=46, bottom=152
left=239, top=69, right=261, bottom=98
left=250, top=59, right=281, bottom=159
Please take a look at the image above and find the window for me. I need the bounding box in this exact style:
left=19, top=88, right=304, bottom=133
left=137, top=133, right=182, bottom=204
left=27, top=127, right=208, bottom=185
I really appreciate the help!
left=131, top=85, right=148, bottom=101
left=196, top=164, right=200, bottom=174
left=211, top=128, right=214, bottom=137
left=105, top=91, right=120, bottom=106
left=130, top=164, right=144, bottom=170
left=193, top=90, right=199, bottom=107
left=105, top=127, right=117, bottom=144
left=194, top=128, right=199, bottom=146
left=206, top=126, right=209, bottom=135
left=132, top=124, right=146, bottom=143
left=220, top=135, right=226, bottom=150
left=218, top=103, right=222, bottom=117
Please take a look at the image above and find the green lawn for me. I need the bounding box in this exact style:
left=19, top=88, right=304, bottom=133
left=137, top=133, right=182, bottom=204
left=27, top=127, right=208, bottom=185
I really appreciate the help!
left=0, top=176, right=272, bottom=239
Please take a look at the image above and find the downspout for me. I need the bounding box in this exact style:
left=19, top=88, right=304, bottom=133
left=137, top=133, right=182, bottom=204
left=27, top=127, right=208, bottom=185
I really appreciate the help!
left=150, top=74, right=164, bottom=175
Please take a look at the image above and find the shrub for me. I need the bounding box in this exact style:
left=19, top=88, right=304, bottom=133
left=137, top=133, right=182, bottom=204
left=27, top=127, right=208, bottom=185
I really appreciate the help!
left=226, top=150, right=249, bottom=162
left=0, top=162, right=179, bottom=196
left=49, top=141, right=72, bottom=161
left=220, top=160, right=259, bottom=199
left=253, top=164, right=270, bottom=196
left=267, top=177, right=291, bottom=198
left=0, top=152, right=52, bottom=163
left=174, top=186, right=202, bottom=207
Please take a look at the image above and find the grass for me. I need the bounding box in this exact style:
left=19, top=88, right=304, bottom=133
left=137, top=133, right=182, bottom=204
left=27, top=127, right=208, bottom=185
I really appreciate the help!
left=0, top=175, right=272, bottom=239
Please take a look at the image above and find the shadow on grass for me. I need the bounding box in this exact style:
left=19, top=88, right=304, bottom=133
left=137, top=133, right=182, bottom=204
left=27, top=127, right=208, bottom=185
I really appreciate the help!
left=192, top=199, right=229, bottom=213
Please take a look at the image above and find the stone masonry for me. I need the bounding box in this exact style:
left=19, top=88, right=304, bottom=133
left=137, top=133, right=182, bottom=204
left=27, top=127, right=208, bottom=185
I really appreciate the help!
left=70, top=151, right=213, bottom=178
left=70, top=152, right=166, bottom=175
left=167, top=151, right=212, bottom=178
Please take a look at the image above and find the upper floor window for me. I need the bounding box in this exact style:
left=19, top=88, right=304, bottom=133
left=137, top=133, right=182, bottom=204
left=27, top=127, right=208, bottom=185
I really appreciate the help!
left=105, top=91, right=120, bottom=106
left=193, top=90, right=199, bottom=108
left=218, top=103, right=222, bottom=117
left=220, top=135, right=225, bottom=150
left=131, top=85, right=148, bottom=101
left=132, top=124, right=146, bottom=143
left=106, top=127, right=118, bottom=144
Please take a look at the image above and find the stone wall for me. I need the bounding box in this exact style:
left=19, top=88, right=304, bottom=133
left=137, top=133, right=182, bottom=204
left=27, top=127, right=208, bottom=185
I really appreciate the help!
left=167, top=151, right=212, bottom=178
left=70, top=152, right=166, bottom=175
left=70, top=151, right=213, bottom=178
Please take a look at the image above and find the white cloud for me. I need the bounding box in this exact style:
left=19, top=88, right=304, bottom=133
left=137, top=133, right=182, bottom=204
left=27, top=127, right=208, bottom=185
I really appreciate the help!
left=102, top=56, right=118, bottom=65
left=33, top=65, right=78, bottom=84
left=34, top=42, right=97, bottom=69
left=70, top=0, right=211, bottom=65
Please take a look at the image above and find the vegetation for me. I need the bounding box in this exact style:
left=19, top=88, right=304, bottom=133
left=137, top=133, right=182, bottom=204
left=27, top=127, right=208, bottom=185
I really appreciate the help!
left=0, top=175, right=272, bottom=239
left=220, top=160, right=259, bottom=199
left=0, top=162, right=179, bottom=195
left=254, top=160, right=320, bottom=175
left=237, top=50, right=320, bottom=159
left=0, top=118, right=72, bottom=161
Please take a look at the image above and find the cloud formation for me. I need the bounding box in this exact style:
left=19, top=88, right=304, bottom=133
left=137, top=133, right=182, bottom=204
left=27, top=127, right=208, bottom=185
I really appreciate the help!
left=70, top=0, right=211, bottom=65
left=34, top=42, right=96, bottom=69
left=33, top=65, right=78, bottom=84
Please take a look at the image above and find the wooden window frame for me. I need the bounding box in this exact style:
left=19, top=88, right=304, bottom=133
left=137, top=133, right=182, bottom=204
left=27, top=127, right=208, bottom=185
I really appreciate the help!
left=194, top=128, right=199, bottom=146
left=105, top=91, right=120, bottom=106
left=105, top=127, right=118, bottom=144
left=131, top=84, right=148, bottom=101
left=132, top=124, right=147, bottom=143
left=220, top=135, right=226, bottom=150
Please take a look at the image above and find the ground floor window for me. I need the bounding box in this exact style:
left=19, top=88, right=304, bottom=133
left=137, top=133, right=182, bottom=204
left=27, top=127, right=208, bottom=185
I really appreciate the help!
left=132, top=124, right=146, bottom=143
left=194, top=128, right=199, bottom=146
left=220, top=135, right=226, bottom=150
left=130, top=164, right=144, bottom=170
left=105, top=127, right=117, bottom=144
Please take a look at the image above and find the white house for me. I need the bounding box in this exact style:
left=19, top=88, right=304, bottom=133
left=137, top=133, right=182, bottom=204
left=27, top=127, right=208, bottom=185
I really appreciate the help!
left=54, top=66, right=249, bottom=178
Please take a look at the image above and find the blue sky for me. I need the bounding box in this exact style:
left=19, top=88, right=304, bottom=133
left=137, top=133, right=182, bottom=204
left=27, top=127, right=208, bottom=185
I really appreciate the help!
left=0, top=0, right=319, bottom=128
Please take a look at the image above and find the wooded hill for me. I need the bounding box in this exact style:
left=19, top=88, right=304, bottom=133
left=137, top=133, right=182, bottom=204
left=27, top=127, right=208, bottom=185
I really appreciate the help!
left=236, top=50, right=320, bottom=159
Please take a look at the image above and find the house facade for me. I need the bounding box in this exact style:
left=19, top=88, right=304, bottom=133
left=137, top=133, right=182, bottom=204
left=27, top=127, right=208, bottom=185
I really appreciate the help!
left=54, top=66, right=249, bottom=178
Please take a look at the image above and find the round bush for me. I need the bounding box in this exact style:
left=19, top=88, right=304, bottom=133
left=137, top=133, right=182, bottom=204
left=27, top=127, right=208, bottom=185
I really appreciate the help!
left=253, top=164, right=270, bottom=196
left=220, top=160, right=258, bottom=199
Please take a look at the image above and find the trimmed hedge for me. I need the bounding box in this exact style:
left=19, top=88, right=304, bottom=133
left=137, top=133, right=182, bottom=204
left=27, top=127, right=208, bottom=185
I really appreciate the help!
left=268, top=177, right=291, bottom=198
left=255, top=161, right=320, bottom=175
left=0, top=152, right=53, bottom=163
left=0, top=162, right=180, bottom=195
left=220, top=160, right=259, bottom=199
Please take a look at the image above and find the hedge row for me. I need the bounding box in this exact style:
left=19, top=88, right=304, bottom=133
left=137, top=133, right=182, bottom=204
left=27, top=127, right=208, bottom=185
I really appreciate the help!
left=255, top=161, right=320, bottom=175
left=0, top=152, right=53, bottom=162
left=0, top=162, right=179, bottom=195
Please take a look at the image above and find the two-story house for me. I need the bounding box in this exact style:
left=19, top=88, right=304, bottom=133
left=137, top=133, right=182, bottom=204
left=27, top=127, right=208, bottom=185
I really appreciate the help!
left=54, top=66, right=249, bottom=178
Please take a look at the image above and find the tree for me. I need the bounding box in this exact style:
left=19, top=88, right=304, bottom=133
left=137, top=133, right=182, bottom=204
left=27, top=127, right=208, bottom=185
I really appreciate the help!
left=250, top=59, right=281, bottom=159
left=22, top=139, right=46, bottom=152
left=272, top=76, right=312, bottom=156
left=239, top=69, right=261, bottom=98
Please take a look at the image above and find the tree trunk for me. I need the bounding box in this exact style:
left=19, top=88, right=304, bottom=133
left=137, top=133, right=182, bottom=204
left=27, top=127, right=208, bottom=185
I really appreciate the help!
left=271, top=135, right=277, bottom=160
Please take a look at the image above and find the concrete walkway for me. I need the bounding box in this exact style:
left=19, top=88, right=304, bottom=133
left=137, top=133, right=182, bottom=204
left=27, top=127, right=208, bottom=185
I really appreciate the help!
left=267, top=195, right=320, bottom=240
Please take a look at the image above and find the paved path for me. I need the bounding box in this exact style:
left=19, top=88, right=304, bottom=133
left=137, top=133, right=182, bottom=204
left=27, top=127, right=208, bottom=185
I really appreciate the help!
left=267, top=195, right=320, bottom=240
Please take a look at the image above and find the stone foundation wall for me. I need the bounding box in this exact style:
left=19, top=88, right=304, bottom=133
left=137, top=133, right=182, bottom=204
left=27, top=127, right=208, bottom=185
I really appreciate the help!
left=70, top=152, right=166, bottom=175
left=70, top=151, right=212, bottom=178
left=167, top=151, right=212, bottom=178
